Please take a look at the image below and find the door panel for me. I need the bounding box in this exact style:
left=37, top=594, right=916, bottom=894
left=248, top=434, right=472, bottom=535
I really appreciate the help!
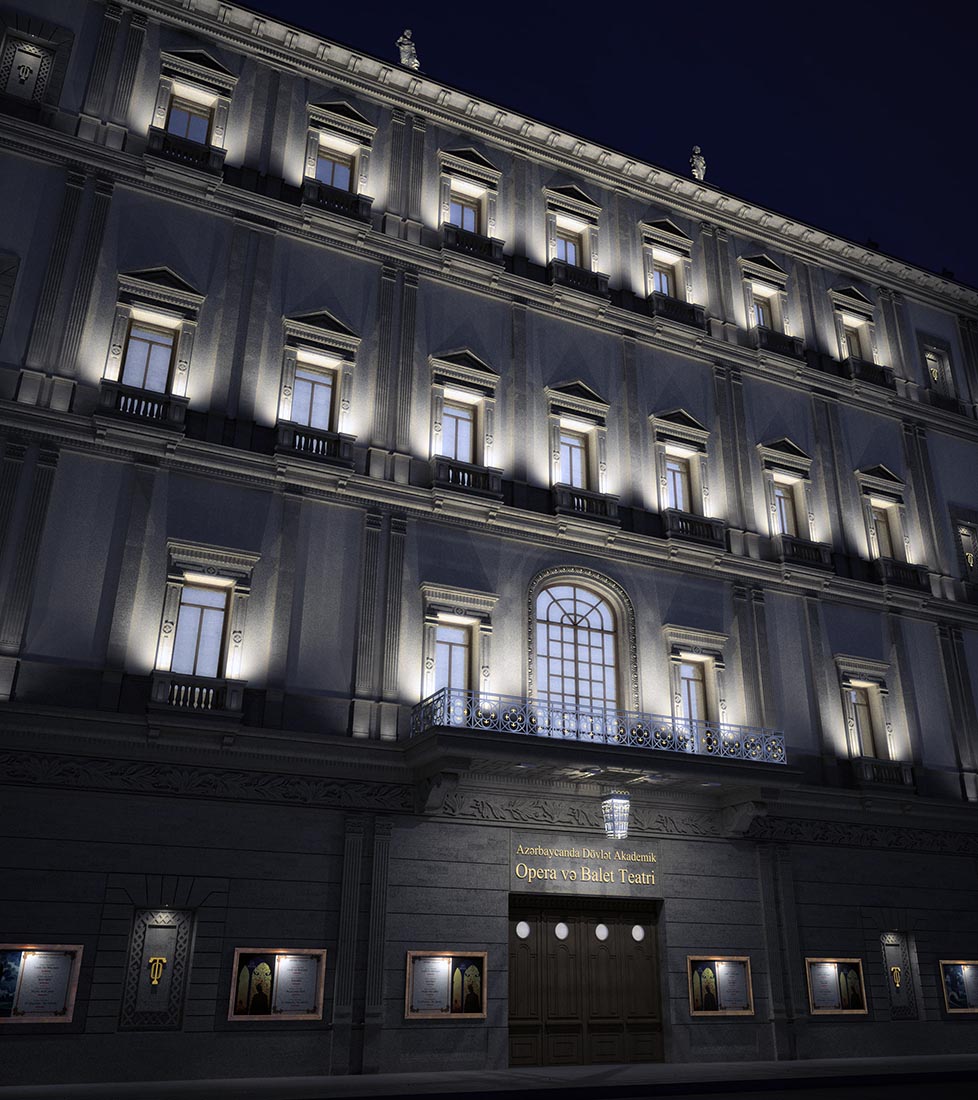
left=509, top=900, right=662, bottom=1066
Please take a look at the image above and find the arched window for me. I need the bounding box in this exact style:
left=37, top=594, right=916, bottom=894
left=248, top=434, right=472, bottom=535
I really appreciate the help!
left=534, top=584, right=617, bottom=713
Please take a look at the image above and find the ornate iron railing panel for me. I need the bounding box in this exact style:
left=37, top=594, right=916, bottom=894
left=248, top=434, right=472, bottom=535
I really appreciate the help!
left=552, top=484, right=620, bottom=524
left=754, top=326, right=804, bottom=360
left=442, top=224, right=505, bottom=264
left=411, top=688, right=787, bottom=765
left=146, top=127, right=226, bottom=174
left=431, top=456, right=503, bottom=497
left=649, top=293, right=706, bottom=329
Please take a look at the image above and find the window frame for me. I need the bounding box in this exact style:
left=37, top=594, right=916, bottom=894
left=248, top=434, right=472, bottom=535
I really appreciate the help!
left=739, top=255, right=792, bottom=337
left=544, top=186, right=601, bottom=275
left=756, top=439, right=818, bottom=544
left=438, top=149, right=501, bottom=241
left=918, top=334, right=956, bottom=398
left=829, top=288, right=882, bottom=369
left=855, top=466, right=912, bottom=564
left=429, top=351, right=499, bottom=470
left=650, top=410, right=711, bottom=518
left=277, top=313, right=361, bottom=438
left=304, top=101, right=377, bottom=198
left=546, top=384, right=610, bottom=495
left=151, top=52, right=236, bottom=153
left=170, top=580, right=230, bottom=680
left=314, top=144, right=355, bottom=192
left=835, top=655, right=896, bottom=762
left=641, top=220, right=694, bottom=304
left=663, top=625, right=728, bottom=729
left=119, top=318, right=178, bottom=394
left=165, top=95, right=213, bottom=145
left=420, top=584, right=498, bottom=701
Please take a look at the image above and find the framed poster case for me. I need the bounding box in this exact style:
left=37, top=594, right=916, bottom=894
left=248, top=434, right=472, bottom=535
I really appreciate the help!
left=228, top=947, right=327, bottom=1021
left=0, top=944, right=83, bottom=1023
left=804, top=957, right=868, bottom=1015
left=686, top=955, right=754, bottom=1016
left=405, top=950, right=487, bottom=1019
left=939, top=960, right=978, bottom=1014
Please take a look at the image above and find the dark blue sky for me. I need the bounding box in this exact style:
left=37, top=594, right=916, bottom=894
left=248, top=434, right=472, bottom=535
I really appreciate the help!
left=258, top=1, right=977, bottom=288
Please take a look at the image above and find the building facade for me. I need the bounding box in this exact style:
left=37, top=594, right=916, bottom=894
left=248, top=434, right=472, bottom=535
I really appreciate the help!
left=1, top=0, right=978, bottom=1086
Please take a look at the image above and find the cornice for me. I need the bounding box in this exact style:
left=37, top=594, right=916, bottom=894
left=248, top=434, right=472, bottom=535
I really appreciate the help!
left=113, top=0, right=978, bottom=312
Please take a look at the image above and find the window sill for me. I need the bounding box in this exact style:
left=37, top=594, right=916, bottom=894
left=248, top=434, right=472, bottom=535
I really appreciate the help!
left=149, top=671, right=245, bottom=717
left=431, top=456, right=503, bottom=498
left=552, top=484, right=619, bottom=524
left=275, top=422, right=356, bottom=467
left=441, top=224, right=505, bottom=264
left=96, top=380, right=188, bottom=430
left=146, top=126, right=226, bottom=175
left=301, top=178, right=373, bottom=223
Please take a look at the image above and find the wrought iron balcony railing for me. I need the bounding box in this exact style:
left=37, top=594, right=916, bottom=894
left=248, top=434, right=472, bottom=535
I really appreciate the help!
left=275, top=422, right=356, bottom=467
left=442, top=224, right=505, bottom=264
left=842, top=356, right=895, bottom=390
left=552, top=484, right=620, bottom=524
left=146, top=127, right=226, bottom=174
left=874, top=556, right=930, bottom=592
left=753, top=326, right=804, bottom=359
left=411, top=688, right=787, bottom=765
left=547, top=259, right=610, bottom=298
left=96, top=380, right=188, bottom=429
left=149, top=671, right=245, bottom=715
left=778, top=534, right=834, bottom=570
left=662, top=508, right=726, bottom=548
left=301, top=179, right=373, bottom=222
left=431, top=456, right=503, bottom=497
left=648, top=292, right=706, bottom=329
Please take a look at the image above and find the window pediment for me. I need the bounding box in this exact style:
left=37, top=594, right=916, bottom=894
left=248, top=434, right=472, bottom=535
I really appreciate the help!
left=284, top=309, right=360, bottom=356
left=440, top=147, right=501, bottom=188
left=546, top=379, right=608, bottom=421
left=642, top=218, right=692, bottom=252
left=662, top=624, right=727, bottom=668
left=118, top=268, right=203, bottom=318
left=161, top=49, right=237, bottom=94
left=757, top=436, right=811, bottom=475
left=856, top=464, right=903, bottom=492
left=650, top=408, right=709, bottom=450
left=545, top=184, right=601, bottom=222
left=308, top=99, right=376, bottom=143
left=429, top=348, right=498, bottom=392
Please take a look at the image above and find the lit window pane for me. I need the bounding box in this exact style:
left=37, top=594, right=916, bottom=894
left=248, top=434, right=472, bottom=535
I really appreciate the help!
left=170, top=585, right=227, bottom=678
left=196, top=607, right=224, bottom=678
left=145, top=344, right=171, bottom=392
left=170, top=606, right=201, bottom=674
left=120, top=340, right=150, bottom=388
left=167, top=106, right=189, bottom=136
left=333, top=161, right=351, bottom=191
left=186, top=112, right=209, bottom=144
left=535, top=584, right=616, bottom=711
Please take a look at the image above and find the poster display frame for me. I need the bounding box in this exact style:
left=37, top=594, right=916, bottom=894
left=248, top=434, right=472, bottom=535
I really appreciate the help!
left=227, top=947, right=327, bottom=1022
left=686, top=954, right=754, bottom=1017
left=0, top=943, right=83, bottom=1024
left=804, top=957, right=869, bottom=1015
left=404, top=950, right=488, bottom=1020
left=939, top=960, right=978, bottom=1015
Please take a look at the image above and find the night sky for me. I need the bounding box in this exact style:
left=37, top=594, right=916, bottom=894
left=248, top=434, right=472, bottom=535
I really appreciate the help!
left=258, top=1, right=978, bottom=289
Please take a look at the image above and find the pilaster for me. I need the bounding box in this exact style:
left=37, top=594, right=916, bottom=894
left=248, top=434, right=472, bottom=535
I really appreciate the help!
left=370, top=266, right=399, bottom=456
left=361, top=820, right=392, bottom=1075
left=510, top=299, right=528, bottom=483
left=901, top=421, right=946, bottom=579
left=60, top=178, right=114, bottom=378
left=886, top=611, right=923, bottom=767
left=936, top=622, right=978, bottom=800
left=405, top=115, right=426, bottom=237
left=383, top=108, right=408, bottom=231
left=802, top=593, right=839, bottom=783
left=393, top=271, right=419, bottom=460
left=380, top=516, right=407, bottom=739
left=80, top=2, right=122, bottom=121
left=330, top=816, right=366, bottom=1075
left=352, top=513, right=383, bottom=736
left=262, top=489, right=301, bottom=727
left=110, top=11, right=146, bottom=128
left=711, top=361, right=741, bottom=533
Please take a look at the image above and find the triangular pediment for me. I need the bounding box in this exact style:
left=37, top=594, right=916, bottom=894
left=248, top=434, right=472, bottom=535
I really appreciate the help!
left=550, top=184, right=599, bottom=208
left=165, top=49, right=235, bottom=77
left=443, top=147, right=499, bottom=172
left=120, top=267, right=200, bottom=296
left=834, top=285, right=873, bottom=305
left=743, top=254, right=787, bottom=275
left=309, top=100, right=372, bottom=126
left=551, top=379, right=606, bottom=404
left=432, top=348, right=497, bottom=376
left=646, top=218, right=691, bottom=241
left=654, top=408, right=708, bottom=433
left=859, top=464, right=902, bottom=483
left=761, top=436, right=810, bottom=461
left=287, top=308, right=357, bottom=339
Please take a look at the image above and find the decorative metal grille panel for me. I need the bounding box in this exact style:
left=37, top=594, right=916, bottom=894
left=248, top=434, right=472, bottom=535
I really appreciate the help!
left=119, top=908, right=195, bottom=1030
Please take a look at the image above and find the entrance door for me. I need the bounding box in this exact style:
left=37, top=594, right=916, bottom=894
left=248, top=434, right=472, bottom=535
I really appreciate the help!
left=508, top=898, right=663, bottom=1066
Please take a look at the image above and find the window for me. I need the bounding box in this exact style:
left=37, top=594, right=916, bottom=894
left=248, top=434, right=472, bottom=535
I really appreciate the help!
left=315, top=147, right=353, bottom=191
left=448, top=193, right=479, bottom=233
left=773, top=482, right=798, bottom=537
left=151, top=541, right=260, bottom=715
left=871, top=505, right=895, bottom=559
left=651, top=410, right=711, bottom=518
left=291, top=362, right=336, bottom=431
left=535, top=584, right=617, bottom=712
left=829, top=288, right=882, bottom=370
left=959, top=524, right=978, bottom=576
left=277, top=311, right=360, bottom=445
left=752, top=293, right=773, bottom=329
left=120, top=322, right=175, bottom=393
left=642, top=220, right=694, bottom=305
left=556, top=227, right=581, bottom=267
left=922, top=342, right=955, bottom=397
left=740, top=255, right=792, bottom=339
left=559, top=428, right=588, bottom=488
left=665, top=456, right=691, bottom=512
left=434, top=624, right=471, bottom=691
left=421, top=584, right=498, bottom=702
left=664, top=625, right=728, bottom=730
left=835, top=656, right=895, bottom=762
left=652, top=261, right=676, bottom=298
left=843, top=322, right=866, bottom=362
left=170, top=583, right=228, bottom=679
left=166, top=97, right=211, bottom=144
left=440, top=399, right=475, bottom=463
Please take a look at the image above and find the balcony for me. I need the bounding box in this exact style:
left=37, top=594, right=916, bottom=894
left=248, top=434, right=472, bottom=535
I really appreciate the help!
left=146, top=127, right=226, bottom=175
left=552, top=484, right=620, bottom=524
left=411, top=688, right=787, bottom=765
left=149, top=671, right=245, bottom=716
left=548, top=259, right=610, bottom=298
left=778, top=534, right=834, bottom=570
left=431, top=456, right=503, bottom=498
left=874, top=556, right=930, bottom=592
left=925, top=389, right=963, bottom=415
left=753, top=326, right=804, bottom=359
left=275, top=423, right=355, bottom=467
left=648, top=293, right=706, bottom=329
left=441, top=224, right=505, bottom=264
left=842, top=356, right=896, bottom=390
left=96, top=380, right=188, bottom=429
left=301, top=179, right=373, bottom=223
left=662, top=508, right=726, bottom=549
left=850, top=755, right=915, bottom=790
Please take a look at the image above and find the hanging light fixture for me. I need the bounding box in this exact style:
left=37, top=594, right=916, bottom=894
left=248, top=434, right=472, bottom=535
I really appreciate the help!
left=601, top=790, right=630, bottom=840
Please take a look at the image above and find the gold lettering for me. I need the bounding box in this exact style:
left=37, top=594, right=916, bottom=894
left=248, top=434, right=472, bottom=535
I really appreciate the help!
left=148, top=956, right=167, bottom=985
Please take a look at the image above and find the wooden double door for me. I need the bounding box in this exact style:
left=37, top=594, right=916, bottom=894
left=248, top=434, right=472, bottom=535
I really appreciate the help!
left=508, top=897, right=663, bottom=1066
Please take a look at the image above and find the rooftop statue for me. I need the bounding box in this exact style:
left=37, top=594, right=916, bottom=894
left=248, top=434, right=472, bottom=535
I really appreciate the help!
left=690, top=145, right=706, bottom=181
left=397, top=29, right=420, bottom=71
